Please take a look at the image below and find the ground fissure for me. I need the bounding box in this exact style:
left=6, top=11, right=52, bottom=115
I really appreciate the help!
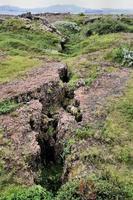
left=0, top=13, right=133, bottom=199
left=0, top=62, right=82, bottom=193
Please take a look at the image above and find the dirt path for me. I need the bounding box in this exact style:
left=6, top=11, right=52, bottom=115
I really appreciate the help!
left=75, top=68, right=130, bottom=125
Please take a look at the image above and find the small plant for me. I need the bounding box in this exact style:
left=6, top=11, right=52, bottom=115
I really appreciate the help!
left=47, top=126, right=55, bottom=137
left=108, top=47, right=123, bottom=63
left=76, top=125, right=95, bottom=139
left=0, top=101, right=19, bottom=115
left=55, top=180, right=81, bottom=200
left=61, top=139, right=76, bottom=159
left=122, top=48, right=133, bottom=67
left=108, top=47, right=133, bottom=67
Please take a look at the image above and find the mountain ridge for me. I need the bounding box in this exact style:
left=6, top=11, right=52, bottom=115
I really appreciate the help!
left=0, top=4, right=133, bottom=15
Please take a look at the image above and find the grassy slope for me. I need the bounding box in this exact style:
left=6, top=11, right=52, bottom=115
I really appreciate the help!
left=72, top=75, right=133, bottom=199
left=0, top=56, right=40, bottom=83
left=0, top=18, right=60, bottom=83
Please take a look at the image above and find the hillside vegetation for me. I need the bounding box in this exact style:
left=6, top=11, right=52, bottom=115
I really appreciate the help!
left=0, top=18, right=60, bottom=83
left=0, top=14, right=133, bottom=200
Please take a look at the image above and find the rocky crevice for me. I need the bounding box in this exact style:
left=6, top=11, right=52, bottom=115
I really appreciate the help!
left=27, top=66, right=82, bottom=191
left=0, top=63, right=82, bottom=189
left=31, top=92, right=81, bottom=191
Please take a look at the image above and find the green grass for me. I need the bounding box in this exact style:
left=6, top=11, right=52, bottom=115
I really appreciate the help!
left=64, top=14, right=87, bottom=26
left=55, top=180, right=80, bottom=200
left=85, top=17, right=133, bottom=36
left=0, top=56, right=41, bottom=83
left=0, top=18, right=60, bottom=82
left=65, top=33, right=120, bottom=56
left=0, top=185, right=53, bottom=200
left=93, top=166, right=133, bottom=200
left=102, top=76, right=133, bottom=144
left=56, top=167, right=133, bottom=199
left=77, top=74, right=133, bottom=199
left=76, top=125, right=95, bottom=139
left=0, top=31, right=59, bottom=56
left=64, top=56, right=102, bottom=90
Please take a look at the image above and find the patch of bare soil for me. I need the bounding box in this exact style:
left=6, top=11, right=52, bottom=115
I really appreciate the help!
left=75, top=68, right=130, bottom=125
left=0, top=62, right=67, bottom=103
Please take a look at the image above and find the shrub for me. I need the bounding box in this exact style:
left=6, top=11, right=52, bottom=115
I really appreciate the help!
left=0, top=19, right=27, bottom=31
left=120, top=17, right=133, bottom=26
left=79, top=13, right=85, bottom=17
left=55, top=180, right=81, bottom=200
left=108, top=47, right=123, bottom=63
left=122, top=48, right=133, bottom=67
left=53, top=21, right=80, bottom=34
left=86, top=18, right=130, bottom=36
left=109, top=48, right=133, bottom=67
left=95, top=167, right=133, bottom=200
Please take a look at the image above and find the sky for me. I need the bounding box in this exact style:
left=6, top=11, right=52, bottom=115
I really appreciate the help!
left=0, top=0, right=133, bottom=9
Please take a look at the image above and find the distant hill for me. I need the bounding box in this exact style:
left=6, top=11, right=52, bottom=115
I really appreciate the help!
left=33, top=5, right=86, bottom=14
left=85, top=8, right=133, bottom=14
left=0, top=5, right=133, bottom=15
left=0, top=5, right=85, bottom=15
left=0, top=5, right=25, bottom=15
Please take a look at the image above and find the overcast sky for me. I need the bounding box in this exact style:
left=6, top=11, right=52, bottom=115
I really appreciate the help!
left=0, top=0, right=133, bottom=9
